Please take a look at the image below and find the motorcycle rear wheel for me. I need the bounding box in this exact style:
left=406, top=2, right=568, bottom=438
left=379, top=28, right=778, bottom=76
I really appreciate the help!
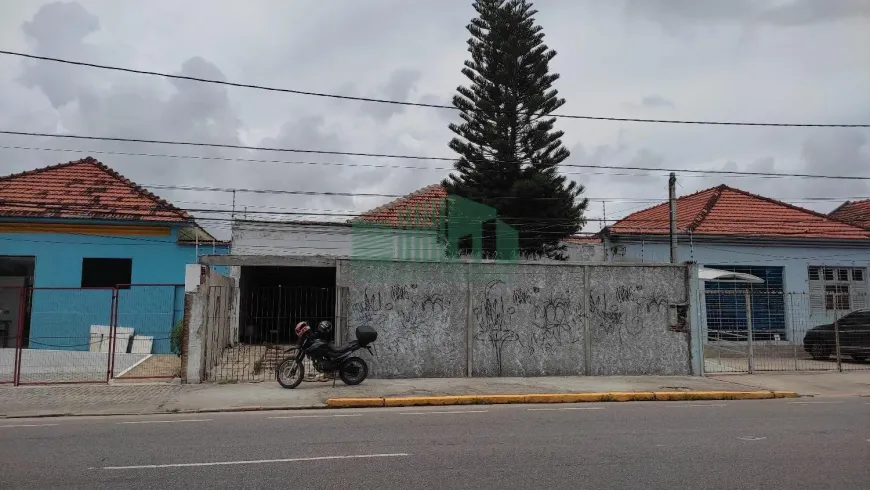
left=339, top=357, right=368, bottom=386
left=276, top=358, right=305, bottom=389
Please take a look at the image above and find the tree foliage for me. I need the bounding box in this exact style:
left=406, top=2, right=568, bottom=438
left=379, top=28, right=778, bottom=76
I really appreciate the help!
left=443, top=0, right=587, bottom=260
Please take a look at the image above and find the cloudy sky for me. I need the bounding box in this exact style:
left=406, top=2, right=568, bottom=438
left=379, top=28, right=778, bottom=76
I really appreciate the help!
left=0, top=0, right=868, bottom=239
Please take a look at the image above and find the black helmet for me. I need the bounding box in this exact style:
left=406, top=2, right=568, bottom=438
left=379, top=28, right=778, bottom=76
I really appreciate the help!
left=317, top=320, right=333, bottom=337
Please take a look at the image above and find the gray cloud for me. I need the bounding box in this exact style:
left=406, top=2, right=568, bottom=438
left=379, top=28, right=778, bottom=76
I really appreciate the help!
left=794, top=130, right=870, bottom=203
left=1, top=0, right=868, bottom=238
left=624, top=95, right=676, bottom=111
left=640, top=95, right=675, bottom=109
left=366, top=68, right=423, bottom=122
left=761, top=0, right=870, bottom=26
left=18, top=1, right=100, bottom=108
left=627, top=0, right=870, bottom=27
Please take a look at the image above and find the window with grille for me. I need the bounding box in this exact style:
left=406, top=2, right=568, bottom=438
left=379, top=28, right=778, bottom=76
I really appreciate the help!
left=808, top=266, right=867, bottom=313
left=704, top=265, right=785, bottom=334
left=824, top=285, right=850, bottom=311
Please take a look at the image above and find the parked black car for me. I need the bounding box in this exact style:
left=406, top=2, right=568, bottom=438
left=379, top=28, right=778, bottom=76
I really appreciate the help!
left=803, top=309, right=870, bottom=361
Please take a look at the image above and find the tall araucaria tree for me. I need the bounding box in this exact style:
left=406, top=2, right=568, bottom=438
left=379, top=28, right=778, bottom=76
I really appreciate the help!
left=443, top=0, right=588, bottom=260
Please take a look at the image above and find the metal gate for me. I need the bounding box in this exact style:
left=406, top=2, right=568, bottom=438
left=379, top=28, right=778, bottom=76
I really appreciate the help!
left=205, top=285, right=336, bottom=382
left=2, top=284, right=183, bottom=386
left=703, top=289, right=870, bottom=373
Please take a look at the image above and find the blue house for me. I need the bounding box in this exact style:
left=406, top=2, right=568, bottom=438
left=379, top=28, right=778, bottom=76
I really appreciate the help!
left=0, top=157, right=230, bottom=358
left=601, top=185, right=870, bottom=343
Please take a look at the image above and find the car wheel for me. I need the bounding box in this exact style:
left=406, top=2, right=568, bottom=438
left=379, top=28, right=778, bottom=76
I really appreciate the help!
left=809, top=342, right=830, bottom=360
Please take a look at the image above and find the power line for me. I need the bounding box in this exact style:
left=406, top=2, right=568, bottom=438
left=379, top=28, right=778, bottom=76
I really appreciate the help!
left=0, top=144, right=832, bottom=182
left=0, top=198, right=865, bottom=227
left=122, top=194, right=870, bottom=211
left=2, top=132, right=869, bottom=181
left=140, top=183, right=869, bottom=205
left=1, top=50, right=867, bottom=128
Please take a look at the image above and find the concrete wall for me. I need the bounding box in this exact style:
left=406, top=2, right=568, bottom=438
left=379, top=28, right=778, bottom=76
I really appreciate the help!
left=564, top=241, right=606, bottom=262
left=1, top=223, right=230, bottom=354
left=338, top=260, right=692, bottom=378
left=588, top=265, right=690, bottom=375
left=185, top=268, right=233, bottom=383
left=341, top=261, right=468, bottom=378
left=468, top=264, right=586, bottom=377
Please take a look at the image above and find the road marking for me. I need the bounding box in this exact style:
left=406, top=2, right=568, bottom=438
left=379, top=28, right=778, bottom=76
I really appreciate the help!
left=268, top=414, right=362, bottom=419
left=527, top=407, right=605, bottom=411
left=99, top=453, right=411, bottom=470
left=663, top=404, right=728, bottom=408
left=118, top=419, right=212, bottom=425
left=788, top=401, right=843, bottom=405
left=399, top=410, right=488, bottom=415
left=737, top=436, right=767, bottom=441
left=0, top=423, right=59, bottom=428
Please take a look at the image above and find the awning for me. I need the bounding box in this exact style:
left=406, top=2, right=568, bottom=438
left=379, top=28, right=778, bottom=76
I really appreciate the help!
left=698, top=267, right=765, bottom=284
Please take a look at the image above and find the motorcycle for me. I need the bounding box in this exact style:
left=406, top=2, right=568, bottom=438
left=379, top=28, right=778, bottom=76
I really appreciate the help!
left=276, top=320, right=377, bottom=389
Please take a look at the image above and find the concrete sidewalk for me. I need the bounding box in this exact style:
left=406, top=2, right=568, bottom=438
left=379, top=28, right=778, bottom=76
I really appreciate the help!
left=1, top=373, right=867, bottom=418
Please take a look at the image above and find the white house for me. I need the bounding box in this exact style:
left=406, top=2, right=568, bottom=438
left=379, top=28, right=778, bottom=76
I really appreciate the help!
left=231, top=184, right=605, bottom=263
left=600, top=184, right=870, bottom=342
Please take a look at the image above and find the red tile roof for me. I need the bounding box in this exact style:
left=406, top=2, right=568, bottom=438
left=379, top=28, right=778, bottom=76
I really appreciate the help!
left=0, top=157, right=191, bottom=223
left=608, top=185, right=870, bottom=240
left=829, top=200, right=870, bottom=229
left=356, top=184, right=447, bottom=229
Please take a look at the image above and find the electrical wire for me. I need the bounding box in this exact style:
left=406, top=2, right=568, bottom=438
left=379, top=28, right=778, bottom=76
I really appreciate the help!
left=1, top=50, right=867, bottom=128
left=1, top=198, right=865, bottom=227
left=0, top=144, right=792, bottom=181
left=1, top=133, right=869, bottom=181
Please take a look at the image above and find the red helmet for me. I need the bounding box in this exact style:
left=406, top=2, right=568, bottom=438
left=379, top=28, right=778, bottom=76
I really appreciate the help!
left=295, top=321, right=310, bottom=337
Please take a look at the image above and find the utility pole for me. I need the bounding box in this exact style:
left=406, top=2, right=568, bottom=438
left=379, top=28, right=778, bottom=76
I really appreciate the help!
left=231, top=189, right=236, bottom=220
left=669, top=172, right=678, bottom=263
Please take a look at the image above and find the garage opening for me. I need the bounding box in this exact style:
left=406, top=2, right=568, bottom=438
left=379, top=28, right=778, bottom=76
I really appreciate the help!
left=238, top=266, right=336, bottom=345
left=0, top=256, right=35, bottom=349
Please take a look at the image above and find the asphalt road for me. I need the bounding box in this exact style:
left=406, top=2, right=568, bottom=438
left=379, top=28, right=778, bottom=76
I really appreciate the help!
left=2, top=399, right=869, bottom=489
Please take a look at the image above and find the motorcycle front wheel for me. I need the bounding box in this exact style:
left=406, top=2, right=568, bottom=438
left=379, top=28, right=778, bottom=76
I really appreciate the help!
left=339, top=357, right=368, bottom=386
left=276, top=358, right=305, bottom=389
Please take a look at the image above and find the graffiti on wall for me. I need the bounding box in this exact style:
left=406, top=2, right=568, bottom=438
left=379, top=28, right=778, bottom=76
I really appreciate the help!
left=473, top=280, right=584, bottom=375
left=349, top=288, right=393, bottom=331
left=588, top=284, right=670, bottom=344
left=529, top=292, right=583, bottom=355
left=348, top=283, right=461, bottom=372
left=473, top=281, right=521, bottom=376
left=346, top=272, right=683, bottom=377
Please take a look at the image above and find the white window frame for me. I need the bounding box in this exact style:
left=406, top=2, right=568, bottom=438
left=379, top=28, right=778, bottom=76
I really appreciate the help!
left=808, top=266, right=867, bottom=314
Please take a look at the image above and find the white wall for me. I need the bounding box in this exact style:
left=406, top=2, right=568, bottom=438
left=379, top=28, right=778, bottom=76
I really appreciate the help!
left=231, top=221, right=606, bottom=263
left=563, top=242, right=605, bottom=262
left=232, top=222, right=354, bottom=256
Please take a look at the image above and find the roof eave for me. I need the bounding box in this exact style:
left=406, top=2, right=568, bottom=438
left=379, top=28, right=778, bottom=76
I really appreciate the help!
left=0, top=215, right=190, bottom=225
left=606, top=231, right=870, bottom=247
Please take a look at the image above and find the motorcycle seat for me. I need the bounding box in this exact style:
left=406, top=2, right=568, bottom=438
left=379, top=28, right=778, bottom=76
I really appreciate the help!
left=327, top=341, right=358, bottom=355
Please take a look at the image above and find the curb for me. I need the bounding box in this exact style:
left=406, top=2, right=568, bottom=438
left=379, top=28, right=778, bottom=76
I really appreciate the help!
left=0, top=404, right=327, bottom=420
left=1, top=391, right=803, bottom=419
left=326, top=391, right=799, bottom=408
